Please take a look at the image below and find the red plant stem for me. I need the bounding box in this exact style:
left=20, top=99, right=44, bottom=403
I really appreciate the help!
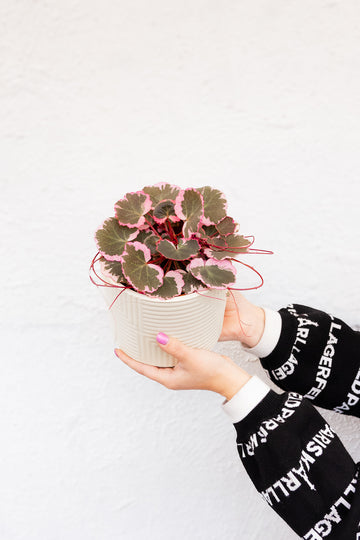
left=226, top=287, right=251, bottom=340
left=166, top=220, right=178, bottom=245
left=206, top=241, right=273, bottom=256
left=244, top=235, right=255, bottom=248
left=229, top=257, right=265, bottom=290
left=144, top=216, right=161, bottom=237
left=165, top=220, right=173, bottom=240
left=245, top=248, right=274, bottom=255
left=151, top=256, right=165, bottom=265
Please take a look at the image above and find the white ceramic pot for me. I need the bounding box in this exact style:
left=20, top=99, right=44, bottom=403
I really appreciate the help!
left=99, top=279, right=227, bottom=367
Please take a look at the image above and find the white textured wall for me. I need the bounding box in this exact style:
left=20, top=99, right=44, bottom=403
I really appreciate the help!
left=1, top=1, right=360, bottom=539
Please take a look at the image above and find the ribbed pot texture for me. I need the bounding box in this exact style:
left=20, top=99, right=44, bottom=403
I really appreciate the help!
left=99, top=282, right=227, bottom=367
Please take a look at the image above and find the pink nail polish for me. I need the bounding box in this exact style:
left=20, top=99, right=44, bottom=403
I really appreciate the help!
left=156, top=332, right=169, bottom=345
left=114, top=349, right=120, bottom=357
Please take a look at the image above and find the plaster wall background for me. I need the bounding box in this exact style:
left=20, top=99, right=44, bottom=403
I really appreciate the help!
left=1, top=1, right=360, bottom=539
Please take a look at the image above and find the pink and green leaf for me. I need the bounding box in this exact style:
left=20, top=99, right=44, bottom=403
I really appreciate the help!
left=115, top=191, right=152, bottom=228
left=198, top=224, right=218, bottom=239
left=149, top=270, right=184, bottom=299
left=215, top=216, right=237, bottom=236
left=174, top=188, right=204, bottom=239
left=221, top=234, right=251, bottom=250
left=153, top=199, right=180, bottom=224
left=121, top=241, right=164, bottom=293
left=156, top=238, right=200, bottom=260
left=95, top=217, right=139, bottom=261
left=143, top=182, right=181, bottom=207
left=100, top=257, right=126, bottom=284
left=197, top=186, right=227, bottom=225
left=206, top=234, right=251, bottom=259
left=187, top=257, right=236, bottom=288
left=135, top=229, right=159, bottom=254
left=177, top=269, right=207, bottom=294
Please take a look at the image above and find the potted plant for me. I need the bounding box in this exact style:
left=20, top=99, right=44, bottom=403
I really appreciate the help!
left=90, top=182, right=260, bottom=367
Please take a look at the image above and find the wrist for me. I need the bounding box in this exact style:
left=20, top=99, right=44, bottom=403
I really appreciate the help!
left=238, top=305, right=265, bottom=348
left=216, top=364, right=251, bottom=401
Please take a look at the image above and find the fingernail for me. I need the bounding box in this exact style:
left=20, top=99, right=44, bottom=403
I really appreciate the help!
left=114, top=349, right=120, bottom=357
left=156, top=332, right=169, bottom=345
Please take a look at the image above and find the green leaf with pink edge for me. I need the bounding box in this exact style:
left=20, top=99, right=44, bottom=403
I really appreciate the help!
left=149, top=270, right=184, bottom=299
left=153, top=199, right=180, bottom=224
left=187, top=257, right=236, bottom=288
left=215, top=216, right=237, bottom=236
left=177, top=269, right=207, bottom=294
left=202, top=236, right=227, bottom=259
left=95, top=217, right=139, bottom=260
left=100, top=257, right=127, bottom=284
left=135, top=229, right=159, bottom=254
left=197, top=186, right=227, bottom=225
left=198, top=224, right=218, bottom=238
left=204, top=234, right=251, bottom=260
left=143, top=182, right=181, bottom=207
left=157, top=238, right=200, bottom=260
left=174, top=188, right=204, bottom=239
left=206, top=234, right=251, bottom=260
left=115, top=191, right=152, bottom=228
left=222, top=234, right=251, bottom=250
left=121, top=241, right=164, bottom=293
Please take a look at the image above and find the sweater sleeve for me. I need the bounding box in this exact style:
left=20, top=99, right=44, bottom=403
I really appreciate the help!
left=224, top=379, right=360, bottom=538
left=258, top=304, right=360, bottom=417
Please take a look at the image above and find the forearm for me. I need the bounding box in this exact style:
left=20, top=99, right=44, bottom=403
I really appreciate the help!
left=223, top=380, right=360, bottom=537
left=258, top=304, right=360, bottom=417
left=229, top=297, right=360, bottom=418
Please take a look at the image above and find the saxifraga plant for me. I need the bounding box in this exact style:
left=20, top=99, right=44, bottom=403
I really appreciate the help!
left=93, top=183, right=253, bottom=300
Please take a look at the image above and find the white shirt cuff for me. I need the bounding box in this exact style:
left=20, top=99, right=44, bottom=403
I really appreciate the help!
left=222, top=375, right=271, bottom=424
left=244, top=307, right=282, bottom=358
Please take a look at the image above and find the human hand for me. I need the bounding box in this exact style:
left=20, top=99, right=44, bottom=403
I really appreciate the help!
left=219, top=290, right=265, bottom=348
left=114, top=333, right=251, bottom=401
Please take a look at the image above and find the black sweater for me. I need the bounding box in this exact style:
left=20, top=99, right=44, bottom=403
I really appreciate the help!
left=231, top=304, right=360, bottom=538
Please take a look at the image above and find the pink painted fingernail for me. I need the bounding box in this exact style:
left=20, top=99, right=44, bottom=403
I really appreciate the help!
left=156, top=332, right=169, bottom=345
left=114, top=349, right=120, bottom=357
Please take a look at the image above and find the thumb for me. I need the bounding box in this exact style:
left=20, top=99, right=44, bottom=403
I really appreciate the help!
left=156, top=332, right=190, bottom=362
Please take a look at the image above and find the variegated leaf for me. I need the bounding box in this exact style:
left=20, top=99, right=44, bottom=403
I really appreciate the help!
left=95, top=217, right=139, bottom=261
left=206, top=234, right=251, bottom=259
left=143, top=182, right=181, bottom=207
left=215, top=216, right=237, bottom=236
left=203, top=236, right=227, bottom=259
left=197, top=186, right=227, bottom=225
left=187, top=257, right=236, bottom=288
left=149, top=270, right=184, bottom=299
left=135, top=229, right=159, bottom=254
left=100, top=258, right=126, bottom=284
left=201, top=224, right=218, bottom=236
left=153, top=199, right=180, bottom=224
left=223, top=234, right=251, bottom=250
left=157, top=238, right=200, bottom=260
left=121, top=241, right=164, bottom=293
left=115, top=191, right=152, bottom=228
left=174, top=188, right=204, bottom=239
left=177, top=270, right=206, bottom=294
